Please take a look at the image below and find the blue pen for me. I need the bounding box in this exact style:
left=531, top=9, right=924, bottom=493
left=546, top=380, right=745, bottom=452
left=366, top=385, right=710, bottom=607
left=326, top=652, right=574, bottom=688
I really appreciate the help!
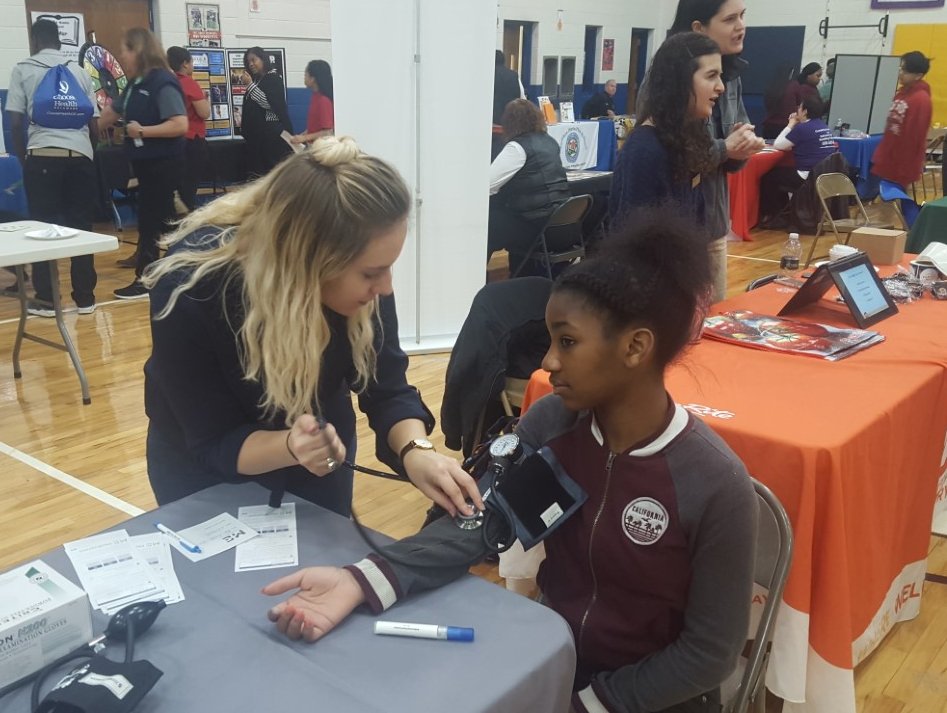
left=154, top=522, right=202, bottom=553
left=374, top=621, right=474, bottom=642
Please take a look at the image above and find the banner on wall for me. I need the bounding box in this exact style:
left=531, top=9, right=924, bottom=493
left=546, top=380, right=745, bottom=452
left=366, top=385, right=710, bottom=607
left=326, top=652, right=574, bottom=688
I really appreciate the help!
left=30, top=12, right=86, bottom=63
left=187, top=4, right=222, bottom=47
left=227, top=48, right=286, bottom=137
left=602, top=39, right=614, bottom=71
left=187, top=47, right=232, bottom=139
left=871, top=0, right=944, bottom=7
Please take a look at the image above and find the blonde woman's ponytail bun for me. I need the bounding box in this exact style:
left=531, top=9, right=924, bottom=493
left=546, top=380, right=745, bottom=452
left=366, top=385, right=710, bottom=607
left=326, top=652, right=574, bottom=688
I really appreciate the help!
left=308, top=135, right=360, bottom=167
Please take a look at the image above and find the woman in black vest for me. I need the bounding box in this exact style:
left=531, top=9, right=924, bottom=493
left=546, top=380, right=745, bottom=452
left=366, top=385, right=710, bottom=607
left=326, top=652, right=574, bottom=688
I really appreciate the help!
left=241, top=47, right=293, bottom=178
left=101, top=28, right=186, bottom=299
left=488, top=99, right=570, bottom=274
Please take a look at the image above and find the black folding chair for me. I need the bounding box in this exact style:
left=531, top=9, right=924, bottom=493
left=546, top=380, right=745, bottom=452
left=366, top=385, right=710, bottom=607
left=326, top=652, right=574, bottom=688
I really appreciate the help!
left=510, top=194, right=592, bottom=279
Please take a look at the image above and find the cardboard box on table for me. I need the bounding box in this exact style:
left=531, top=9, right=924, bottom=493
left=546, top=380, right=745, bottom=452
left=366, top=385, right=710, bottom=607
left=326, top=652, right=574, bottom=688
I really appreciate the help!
left=0, top=560, right=92, bottom=687
left=848, top=227, right=907, bottom=265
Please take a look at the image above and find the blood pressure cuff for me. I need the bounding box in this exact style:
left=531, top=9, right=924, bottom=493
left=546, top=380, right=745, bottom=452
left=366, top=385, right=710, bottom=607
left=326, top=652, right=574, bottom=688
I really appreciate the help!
left=37, top=656, right=163, bottom=713
left=489, top=446, right=587, bottom=551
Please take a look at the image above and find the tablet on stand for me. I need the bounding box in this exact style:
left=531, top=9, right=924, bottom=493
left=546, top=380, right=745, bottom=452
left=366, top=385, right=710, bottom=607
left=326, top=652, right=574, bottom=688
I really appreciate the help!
left=778, top=252, right=898, bottom=328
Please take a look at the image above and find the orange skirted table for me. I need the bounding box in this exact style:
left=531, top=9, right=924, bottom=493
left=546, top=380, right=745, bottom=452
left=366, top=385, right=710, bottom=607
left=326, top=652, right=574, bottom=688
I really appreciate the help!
left=728, top=149, right=793, bottom=241
left=521, top=269, right=947, bottom=713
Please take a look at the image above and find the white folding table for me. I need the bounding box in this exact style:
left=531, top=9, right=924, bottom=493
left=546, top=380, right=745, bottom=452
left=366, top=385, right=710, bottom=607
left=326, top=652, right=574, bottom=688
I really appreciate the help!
left=0, top=221, right=119, bottom=404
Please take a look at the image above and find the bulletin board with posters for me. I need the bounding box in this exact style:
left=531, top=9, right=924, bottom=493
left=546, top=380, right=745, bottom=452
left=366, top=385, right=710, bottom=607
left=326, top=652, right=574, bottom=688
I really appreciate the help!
left=226, top=48, right=286, bottom=138
left=187, top=47, right=232, bottom=139
left=186, top=3, right=222, bottom=47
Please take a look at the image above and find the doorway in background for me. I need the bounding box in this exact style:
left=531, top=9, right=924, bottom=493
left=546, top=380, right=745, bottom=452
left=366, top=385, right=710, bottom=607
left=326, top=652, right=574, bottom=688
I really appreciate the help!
left=502, top=20, right=534, bottom=96
left=626, top=27, right=651, bottom=115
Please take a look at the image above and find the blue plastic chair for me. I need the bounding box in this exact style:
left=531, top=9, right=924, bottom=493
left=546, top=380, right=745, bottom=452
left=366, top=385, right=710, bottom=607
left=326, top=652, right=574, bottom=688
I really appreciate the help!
left=879, top=180, right=920, bottom=229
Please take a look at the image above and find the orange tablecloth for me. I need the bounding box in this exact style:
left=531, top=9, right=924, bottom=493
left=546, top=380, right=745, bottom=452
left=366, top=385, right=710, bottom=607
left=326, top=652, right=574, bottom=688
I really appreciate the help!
left=728, top=149, right=792, bottom=241
left=521, top=274, right=947, bottom=713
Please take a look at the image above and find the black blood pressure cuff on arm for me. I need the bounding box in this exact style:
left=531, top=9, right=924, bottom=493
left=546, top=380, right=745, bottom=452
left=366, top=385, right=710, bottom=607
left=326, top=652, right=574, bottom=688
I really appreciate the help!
left=36, top=656, right=162, bottom=713
left=488, top=446, right=587, bottom=551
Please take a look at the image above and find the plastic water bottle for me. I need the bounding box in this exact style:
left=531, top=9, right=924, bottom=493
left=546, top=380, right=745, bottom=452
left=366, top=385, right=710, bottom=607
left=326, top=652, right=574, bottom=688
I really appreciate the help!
left=834, top=118, right=843, bottom=137
left=780, top=232, right=802, bottom=279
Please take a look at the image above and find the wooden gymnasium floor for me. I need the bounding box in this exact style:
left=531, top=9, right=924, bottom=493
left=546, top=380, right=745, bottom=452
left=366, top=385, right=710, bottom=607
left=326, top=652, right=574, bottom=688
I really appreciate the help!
left=1, top=205, right=946, bottom=712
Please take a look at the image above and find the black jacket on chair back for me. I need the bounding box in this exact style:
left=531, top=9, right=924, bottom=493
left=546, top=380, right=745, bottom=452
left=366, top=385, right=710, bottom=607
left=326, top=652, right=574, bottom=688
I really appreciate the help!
left=789, top=151, right=853, bottom=234
left=441, top=277, right=552, bottom=456
left=497, top=133, right=571, bottom=223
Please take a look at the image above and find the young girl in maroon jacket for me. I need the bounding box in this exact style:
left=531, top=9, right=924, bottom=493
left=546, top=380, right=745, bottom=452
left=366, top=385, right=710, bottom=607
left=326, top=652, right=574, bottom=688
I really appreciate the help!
left=263, top=208, right=759, bottom=713
left=872, top=51, right=933, bottom=189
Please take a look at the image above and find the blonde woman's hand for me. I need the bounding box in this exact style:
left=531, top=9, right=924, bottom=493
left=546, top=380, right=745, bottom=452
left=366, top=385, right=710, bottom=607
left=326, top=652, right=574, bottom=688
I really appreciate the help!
left=288, top=414, right=346, bottom=476
left=402, top=450, right=483, bottom=518
left=263, top=566, right=365, bottom=642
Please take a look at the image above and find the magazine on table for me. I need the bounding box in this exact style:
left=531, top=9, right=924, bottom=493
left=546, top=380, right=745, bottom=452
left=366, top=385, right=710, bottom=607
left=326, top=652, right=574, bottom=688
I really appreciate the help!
left=702, top=310, right=884, bottom=361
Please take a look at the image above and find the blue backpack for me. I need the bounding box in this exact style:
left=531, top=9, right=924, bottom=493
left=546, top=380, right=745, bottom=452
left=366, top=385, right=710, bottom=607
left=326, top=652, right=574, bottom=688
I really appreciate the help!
left=28, top=60, right=94, bottom=130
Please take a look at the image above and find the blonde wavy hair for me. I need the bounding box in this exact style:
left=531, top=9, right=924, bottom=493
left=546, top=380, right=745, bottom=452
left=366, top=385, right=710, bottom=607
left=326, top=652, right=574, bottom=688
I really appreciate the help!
left=143, top=136, right=411, bottom=425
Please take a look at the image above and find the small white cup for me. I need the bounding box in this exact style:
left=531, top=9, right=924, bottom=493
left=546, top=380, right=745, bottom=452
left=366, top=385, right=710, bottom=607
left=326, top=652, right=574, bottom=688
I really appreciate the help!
left=829, top=244, right=859, bottom=261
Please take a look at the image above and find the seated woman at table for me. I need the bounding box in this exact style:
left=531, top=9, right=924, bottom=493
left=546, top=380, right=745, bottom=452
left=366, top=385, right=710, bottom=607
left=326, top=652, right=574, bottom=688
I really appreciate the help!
left=758, top=94, right=836, bottom=229
left=141, top=137, right=481, bottom=520
left=263, top=206, right=758, bottom=713
left=291, top=60, right=334, bottom=145
left=608, top=32, right=724, bottom=234
left=488, top=99, right=570, bottom=274
left=761, top=63, right=821, bottom=140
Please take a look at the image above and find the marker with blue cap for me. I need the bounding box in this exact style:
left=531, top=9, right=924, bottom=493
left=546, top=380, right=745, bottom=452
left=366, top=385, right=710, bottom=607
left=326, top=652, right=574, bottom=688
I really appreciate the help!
left=374, top=620, right=474, bottom=642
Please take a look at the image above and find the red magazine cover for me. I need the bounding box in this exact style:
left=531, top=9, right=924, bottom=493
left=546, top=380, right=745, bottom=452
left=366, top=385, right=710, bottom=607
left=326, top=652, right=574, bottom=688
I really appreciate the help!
left=702, top=311, right=884, bottom=361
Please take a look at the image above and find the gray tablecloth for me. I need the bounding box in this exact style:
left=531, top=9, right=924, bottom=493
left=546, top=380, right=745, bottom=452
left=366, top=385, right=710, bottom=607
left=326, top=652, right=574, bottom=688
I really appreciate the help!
left=5, top=483, right=576, bottom=712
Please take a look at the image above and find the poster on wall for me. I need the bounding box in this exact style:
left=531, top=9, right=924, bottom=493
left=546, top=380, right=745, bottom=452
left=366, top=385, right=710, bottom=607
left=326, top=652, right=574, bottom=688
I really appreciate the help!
left=187, top=4, right=222, bottom=47
left=871, top=0, right=943, bottom=6
left=227, top=48, right=286, bottom=138
left=602, top=39, right=615, bottom=71
left=30, top=11, right=86, bottom=63
left=188, top=47, right=231, bottom=139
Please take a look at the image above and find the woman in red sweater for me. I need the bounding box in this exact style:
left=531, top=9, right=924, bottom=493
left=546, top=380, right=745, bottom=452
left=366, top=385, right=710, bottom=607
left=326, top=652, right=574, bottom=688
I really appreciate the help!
left=292, top=60, right=334, bottom=145
left=872, top=51, right=933, bottom=189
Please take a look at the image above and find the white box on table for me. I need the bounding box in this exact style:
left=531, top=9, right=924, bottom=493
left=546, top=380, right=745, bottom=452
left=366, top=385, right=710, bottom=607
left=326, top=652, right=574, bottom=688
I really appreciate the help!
left=0, top=559, right=92, bottom=687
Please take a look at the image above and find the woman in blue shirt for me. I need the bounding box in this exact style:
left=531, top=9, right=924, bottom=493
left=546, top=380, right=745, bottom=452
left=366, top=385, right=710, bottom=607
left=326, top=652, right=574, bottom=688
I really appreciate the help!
left=608, top=33, right=724, bottom=234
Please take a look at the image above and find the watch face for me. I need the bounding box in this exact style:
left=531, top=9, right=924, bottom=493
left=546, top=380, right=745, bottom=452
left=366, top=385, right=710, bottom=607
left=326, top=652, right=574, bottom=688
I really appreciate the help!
left=415, top=439, right=433, bottom=449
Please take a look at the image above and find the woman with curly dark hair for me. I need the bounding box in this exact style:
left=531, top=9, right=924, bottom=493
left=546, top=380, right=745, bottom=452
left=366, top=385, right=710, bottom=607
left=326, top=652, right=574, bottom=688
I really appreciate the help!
left=609, top=33, right=723, bottom=235
left=488, top=98, right=570, bottom=272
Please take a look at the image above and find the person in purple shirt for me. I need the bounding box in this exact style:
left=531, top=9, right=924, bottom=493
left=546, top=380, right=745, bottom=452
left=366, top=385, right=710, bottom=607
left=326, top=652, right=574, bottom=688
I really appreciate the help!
left=759, top=94, right=836, bottom=228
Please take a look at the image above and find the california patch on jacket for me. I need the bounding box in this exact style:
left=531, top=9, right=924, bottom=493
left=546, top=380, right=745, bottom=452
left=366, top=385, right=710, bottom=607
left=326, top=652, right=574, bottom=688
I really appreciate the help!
left=622, top=497, right=669, bottom=545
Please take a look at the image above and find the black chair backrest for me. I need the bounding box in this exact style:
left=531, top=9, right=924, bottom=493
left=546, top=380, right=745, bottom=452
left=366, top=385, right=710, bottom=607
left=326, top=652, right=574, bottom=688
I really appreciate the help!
left=547, top=194, right=592, bottom=228
left=746, top=274, right=778, bottom=291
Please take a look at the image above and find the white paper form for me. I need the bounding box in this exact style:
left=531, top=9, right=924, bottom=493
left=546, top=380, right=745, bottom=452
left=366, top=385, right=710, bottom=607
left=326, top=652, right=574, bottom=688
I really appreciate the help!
left=129, top=534, right=185, bottom=605
left=64, top=530, right=168, bottom=614
left=171, top=513, right=259, bottom=562
left=235, top=503, right=298, bottom=572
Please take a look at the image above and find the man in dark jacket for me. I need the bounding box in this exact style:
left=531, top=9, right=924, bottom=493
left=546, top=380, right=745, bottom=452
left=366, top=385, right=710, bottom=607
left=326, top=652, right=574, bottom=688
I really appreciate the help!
left=493, top=50, right=525, bottom=124
left=580, top=79, right=617, bottom=119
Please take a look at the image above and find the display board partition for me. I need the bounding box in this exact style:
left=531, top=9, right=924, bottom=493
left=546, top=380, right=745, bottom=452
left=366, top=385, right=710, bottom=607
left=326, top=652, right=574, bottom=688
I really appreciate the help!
left=828, top=54, right=901, bottom=135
